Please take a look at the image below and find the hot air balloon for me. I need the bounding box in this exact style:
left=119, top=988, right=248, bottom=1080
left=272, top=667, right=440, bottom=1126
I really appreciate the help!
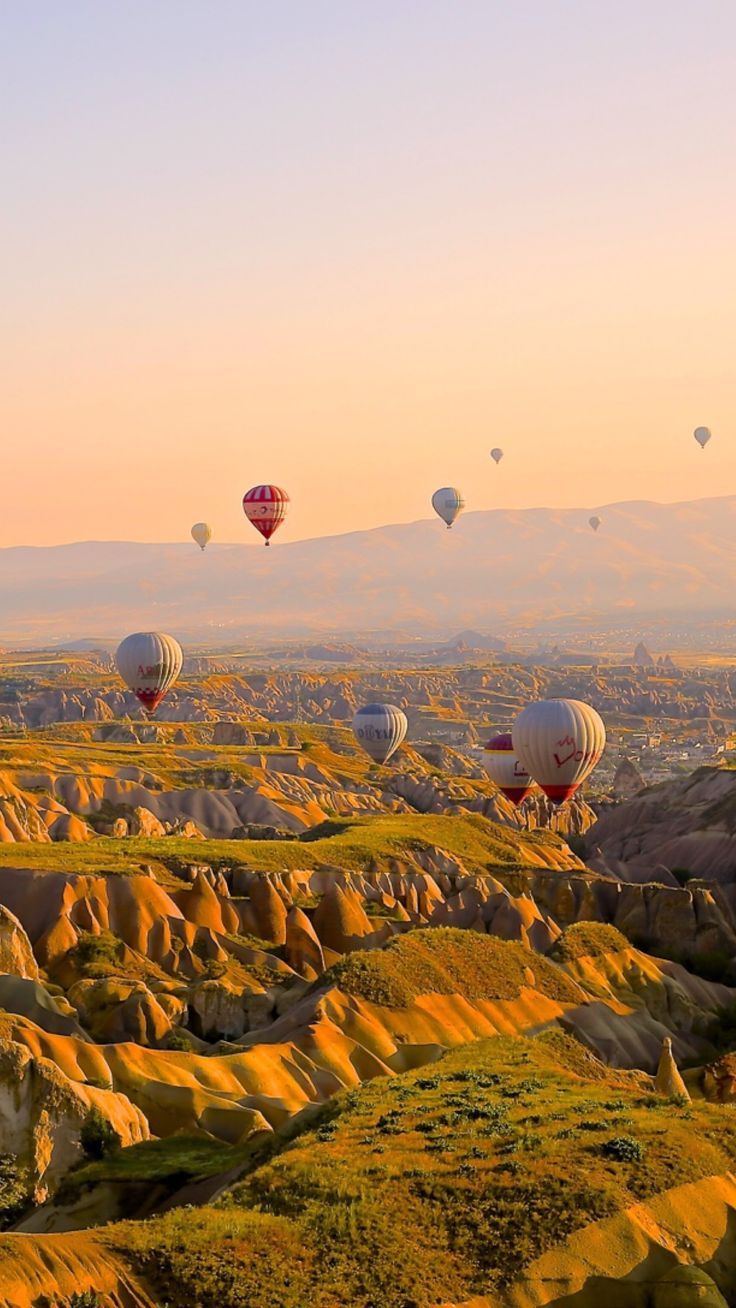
left=694, top=426, right=712, bottom=450
left=352, top=704, right=408, bottom=764
left=589, top=515, right=601, bottom=532
left=242, top=485, right=289, bottom=545
left=482, top=732, right=532, bottom=805
left=512, top=698, right=605, bottom=805
left=432, top=487, right=465, bottom=529
left=490, top=448, right=504, bottom=465
left=191, top=522, right=212, bottom=551
left=115, top=632, right=183, bottom=714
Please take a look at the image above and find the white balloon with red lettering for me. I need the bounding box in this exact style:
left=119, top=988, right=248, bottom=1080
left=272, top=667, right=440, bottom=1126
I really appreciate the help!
left=115, top=631, right=183, bottom=714
left=512, top=698, right=605, bottom=804
left=482, top=732, right=532, bottom=805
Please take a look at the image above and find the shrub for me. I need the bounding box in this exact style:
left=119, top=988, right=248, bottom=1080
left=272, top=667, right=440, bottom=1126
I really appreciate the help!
left=601, top=1135, right=644, bottom=1163
left=80, top=1108, right=121, bottom=1161
left=166, top=1028, right=193, bottom=1052
left=69, top=930, right=123, bottom=977
left=0, top=1154, right=29, bottom=1226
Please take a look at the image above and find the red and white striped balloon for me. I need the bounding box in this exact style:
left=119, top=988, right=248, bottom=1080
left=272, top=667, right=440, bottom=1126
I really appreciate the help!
left=242, top=485, right=289, bottom=545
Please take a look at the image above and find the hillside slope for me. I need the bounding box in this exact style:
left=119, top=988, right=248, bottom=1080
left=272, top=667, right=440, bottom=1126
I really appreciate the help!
left=587, top=766, right=736, bottom=885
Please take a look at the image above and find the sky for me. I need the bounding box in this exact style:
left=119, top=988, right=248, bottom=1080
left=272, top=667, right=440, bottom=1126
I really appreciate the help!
left=2, top=0, right=736, bottom=547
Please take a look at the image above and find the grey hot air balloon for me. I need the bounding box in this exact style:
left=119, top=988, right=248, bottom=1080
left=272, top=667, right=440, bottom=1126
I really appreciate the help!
left=191, top=522, right=213, bottom=551
left=115, top=631, right=183, bottom=714
left=589, top=515, right=601, bottom=532
left=694, top=426, right=712, bottom=450
left=490, top=448, right=504, bottom=465
left=352, top=704, right=408, bottom=764
left=431, top=487, right=465, bottom=528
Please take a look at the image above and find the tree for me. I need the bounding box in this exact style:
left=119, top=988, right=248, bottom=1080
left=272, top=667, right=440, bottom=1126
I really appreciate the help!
left=79, top=1108, right=121, bottom=1160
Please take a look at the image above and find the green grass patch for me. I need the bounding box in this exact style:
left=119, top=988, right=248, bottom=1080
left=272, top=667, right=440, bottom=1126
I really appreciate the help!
left=323, top=927, right=583, bottom=1008
left=109, top=1207, right=315, bottom=1308
left=65, top=1135, right=253, bottom=1192
left=0, top=811, right=570, bottom=880
left=552, top=922, right=631, bottom=962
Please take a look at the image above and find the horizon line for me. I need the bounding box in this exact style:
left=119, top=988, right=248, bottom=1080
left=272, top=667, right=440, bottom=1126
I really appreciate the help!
left=2, top=491, right=734, bottom=552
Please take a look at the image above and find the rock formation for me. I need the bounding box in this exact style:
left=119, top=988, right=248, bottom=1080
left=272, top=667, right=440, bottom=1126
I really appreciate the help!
left=654, top=1035, right=690, bottom=1099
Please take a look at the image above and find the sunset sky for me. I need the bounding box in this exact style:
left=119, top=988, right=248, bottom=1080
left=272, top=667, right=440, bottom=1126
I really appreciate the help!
left=3, top=1, right=736, bottom=546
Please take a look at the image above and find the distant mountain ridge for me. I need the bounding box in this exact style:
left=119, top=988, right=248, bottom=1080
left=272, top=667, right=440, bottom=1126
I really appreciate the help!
left=2, top=495, right=736, bottom=642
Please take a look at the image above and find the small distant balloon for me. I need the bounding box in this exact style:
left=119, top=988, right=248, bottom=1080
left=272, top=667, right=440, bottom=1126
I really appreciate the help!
left=352, top=704, right=408, bottom=764
left=191, top=523, right=212, bottom=551
left=694, top=426, right=712, bottom=450
left=242, top=485, right=289, bottom=546
left=490, top=448, right=504, bottom=465
left=589, top=516, right=601, bottom=532
left=432, top=487, right=465, bottom=529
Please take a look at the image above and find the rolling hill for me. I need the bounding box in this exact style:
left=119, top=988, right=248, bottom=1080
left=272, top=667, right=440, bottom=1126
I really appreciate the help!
left=2, top=495, right=736, bottom=642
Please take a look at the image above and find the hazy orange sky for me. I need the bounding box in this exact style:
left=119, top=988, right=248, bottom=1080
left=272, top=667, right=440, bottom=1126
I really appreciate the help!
left=3, top=1, right=736, bottom=546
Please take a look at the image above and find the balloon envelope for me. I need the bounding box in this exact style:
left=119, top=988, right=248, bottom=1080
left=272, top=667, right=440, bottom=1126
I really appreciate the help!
left=490, top=448, right=504, bottom=465
left=482, top=732, right=532, bottom=805
left=191, top=522, right=212, bottom=551
left=512, top=698, right=605, bottom=804
left=432, top=487, right=465, bottom=528
left=589, top=515, right=601, bottom=532
left=243, top=485, right=289, bottom=544
left=694, top=426, right=712, bottom=449
left=352, top=703, right=408, bottom=764
left=115, top=632, right=183, bottom=714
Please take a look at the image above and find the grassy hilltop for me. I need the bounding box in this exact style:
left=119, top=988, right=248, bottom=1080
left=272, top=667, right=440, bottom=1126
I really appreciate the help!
left=12, top=1024, right=735, bottom=1308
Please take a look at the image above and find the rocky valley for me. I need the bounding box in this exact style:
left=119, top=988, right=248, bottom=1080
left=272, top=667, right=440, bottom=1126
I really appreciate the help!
left=0, top=654, right=735, bottom=1305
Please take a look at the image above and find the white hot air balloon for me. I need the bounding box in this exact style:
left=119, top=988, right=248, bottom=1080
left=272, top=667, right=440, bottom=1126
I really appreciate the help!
left=432, top=487, right=465, bottom=529
left=482, top=732, right=532, bottom=806
left=694, top=426, right=712, bottom=450
left=115, top=632, right=183, bottom=714
left=490, top=448, right=504, bottom=465
left=589, top=515, right=601, bottom=532
left=352, top=704, right=408, bottom=764
left=513, top=698, right=605, bottom=805
left=191, top=522, right=213, bottom=551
